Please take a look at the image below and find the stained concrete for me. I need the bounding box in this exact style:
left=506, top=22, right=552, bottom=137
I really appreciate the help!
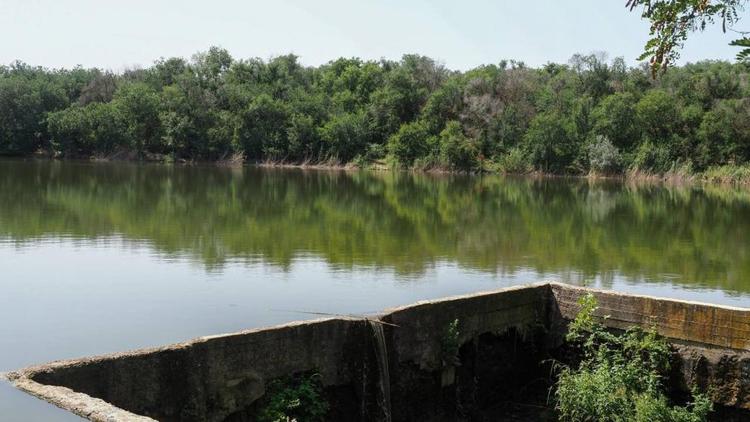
left=549, top=284, right=750, bottom=411
left=7, top=282, right=750, bottom=421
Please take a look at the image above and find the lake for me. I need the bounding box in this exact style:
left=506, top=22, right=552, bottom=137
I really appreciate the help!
left=1, top=159, right=749, bottom=420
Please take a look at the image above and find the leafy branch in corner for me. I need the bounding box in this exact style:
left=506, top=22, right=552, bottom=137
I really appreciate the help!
left=627, top=0, right=749, bottom=75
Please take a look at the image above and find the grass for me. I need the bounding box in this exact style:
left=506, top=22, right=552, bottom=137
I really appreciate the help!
left=700, top=164, right=750, bottom=185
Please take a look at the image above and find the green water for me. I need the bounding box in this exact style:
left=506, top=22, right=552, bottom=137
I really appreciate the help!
left=1, top=159, right=749, bottom=420
left=2, top=159, right=749, bottom=288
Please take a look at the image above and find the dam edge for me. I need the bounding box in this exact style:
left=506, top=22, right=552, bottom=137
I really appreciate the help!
left=8, top=281, right=750, bottom=421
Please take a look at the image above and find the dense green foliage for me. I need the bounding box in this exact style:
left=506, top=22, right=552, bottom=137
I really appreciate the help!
left=257, top=374, right=329, bottom=422
left=556, top=294, right=713, bottom=421
left=1, top=50, right=749, bottom=174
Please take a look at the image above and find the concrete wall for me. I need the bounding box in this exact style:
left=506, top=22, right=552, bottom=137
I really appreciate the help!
left=549, top=283, right=750, bottom=350
left=549, top=283, right=750, bottom=409
left=382, top=283, right=549, bottom=371
left=8, top=282, right=750, bottom=421
left=10, top=318, right=370, bottom=422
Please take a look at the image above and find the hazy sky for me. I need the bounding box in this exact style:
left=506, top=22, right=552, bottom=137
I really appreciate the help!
left=1, top=0, right=743, bottom=71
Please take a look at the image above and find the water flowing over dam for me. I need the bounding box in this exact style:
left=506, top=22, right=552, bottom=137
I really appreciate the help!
left=7, top=282, right=750, bottom=421
left=369, top=320, right=392, bottom=422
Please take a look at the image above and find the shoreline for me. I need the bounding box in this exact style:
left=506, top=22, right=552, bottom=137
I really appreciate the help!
left=4, top=154, right=750, bottom=188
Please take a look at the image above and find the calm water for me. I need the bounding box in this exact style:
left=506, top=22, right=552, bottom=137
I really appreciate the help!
left=2, top=159, right=750, bottom=420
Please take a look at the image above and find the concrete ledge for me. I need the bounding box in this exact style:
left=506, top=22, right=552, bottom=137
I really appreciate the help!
left=11, top=376, right=154, bottom=422
left=549, top=282, right=750, bottom=409
left=549, top=282, right=750, bottom=350
left=382, top=282, right=550, bottom=370
left=10, top=317, right=366, bottom=421
left=8, top=282, right=750, bottom=420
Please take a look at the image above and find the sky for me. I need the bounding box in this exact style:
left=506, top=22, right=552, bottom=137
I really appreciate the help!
left=0, top=0, right=744, bottom=71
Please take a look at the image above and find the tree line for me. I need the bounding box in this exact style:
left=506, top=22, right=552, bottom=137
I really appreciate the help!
left=1, top=48, right=749, bottom=175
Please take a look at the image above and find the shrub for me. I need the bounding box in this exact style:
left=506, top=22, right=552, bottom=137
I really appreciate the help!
left=319, top=111, right=370, bottom=163
left=695, top=99, right=750, bottom=169
left=287, top=113, right=321, bottom=161
left=363, top=142, right=386, bottom=162
left=47, top=102, right=129, bottom=156
left=258, top=373, right=329, bottom=422
left=522, top=112, right=577, bottom=173
left=591, top=92, right=639, bottom=150
left=0, top=78, right=60, bottom=154
left=631, top=139, right=673, bottom=173
left=440, top=318, right=461, bottom=366
left=113, top=82, right=162, bottom=155
left=438, top=121, right=479, bottom=171
left=635, top=90, right=677, bottom=140
left=587, top=135, right=622, bottom=175
left=555, top=294, right=712, bottom=422
left=235, top=94, right=289, bottom=160
left=497, top=147, right=531, bottom=174
left=387, top=120, right=431, bottom=166
left=351, top=143, right=385, bottom=167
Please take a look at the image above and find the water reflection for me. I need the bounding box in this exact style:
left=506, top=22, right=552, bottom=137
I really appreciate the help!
left=3, top=159, right=750, bottom=420
left=1, top=159, right=749, bottom=293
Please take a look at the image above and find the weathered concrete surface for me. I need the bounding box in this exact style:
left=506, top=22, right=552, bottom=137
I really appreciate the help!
left=381, top=283, right=552, bottom=420
left=9, top=318, right=369, bottom=422
left=8, top=282, right=750, bottom=421
left=549, top=283, right=750, bottom=350
left=382, top=283, right=550, bottom=371
left=549, top=282, right=750, bottom=410
left=9, top=375, right=155, bottom=422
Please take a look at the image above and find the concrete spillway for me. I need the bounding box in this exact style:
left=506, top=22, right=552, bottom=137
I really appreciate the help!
left=6, top=282, right=750, bottom=421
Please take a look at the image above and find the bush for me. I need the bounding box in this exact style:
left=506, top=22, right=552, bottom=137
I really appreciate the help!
left=522, top=112, right=577, bottom=173
left=287, top=113, right=321, bottom=161
left=319, top=111, right=370, bottom=162
left=440, top=318, right=461, bottom=366
left=631, top=139, right=673, bottom=173
left=438, top=121, right=479, bottom=171
left=235, top=94, right=289, bottom=160
left=258, top=373, right=329, bottom=422
left=695, top=99, right=750, bottom=169
left=496, top=147, right=531, bottom=173
left=47, top=102, right=129, bottom=156
left=635, top=90, right=677, bottom=140
left=387, top=120, right=431, bottom=166
left=113, top=82, right=162, bottom=155
left=587, top=135, right=622, bottom=174
left=591, top=92, right=639, bottom=151
left=351, top=143, right=385, bottom=168
left=0, top=79, right=45, bottom=154
left=555, top=294, right=712, bottom=422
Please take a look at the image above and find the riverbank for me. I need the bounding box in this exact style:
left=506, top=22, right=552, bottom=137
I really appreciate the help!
left=4, top=53, right=749, bottom=193
left=14, top=152, right=750, bottom=188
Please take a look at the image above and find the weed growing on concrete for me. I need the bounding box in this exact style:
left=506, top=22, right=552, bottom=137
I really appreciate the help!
left=258, top=373, right=329, bottom=422
left=555, top=293, right=712, bottom=422
left=440, top=318, right=461, bottom=367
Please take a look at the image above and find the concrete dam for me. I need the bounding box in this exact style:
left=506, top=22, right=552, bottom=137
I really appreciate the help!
left=5, top=282, right=750, bottom=421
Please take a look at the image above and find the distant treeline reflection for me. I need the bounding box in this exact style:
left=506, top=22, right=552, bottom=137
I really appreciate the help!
left=1, top=160, right=748, bottom=293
